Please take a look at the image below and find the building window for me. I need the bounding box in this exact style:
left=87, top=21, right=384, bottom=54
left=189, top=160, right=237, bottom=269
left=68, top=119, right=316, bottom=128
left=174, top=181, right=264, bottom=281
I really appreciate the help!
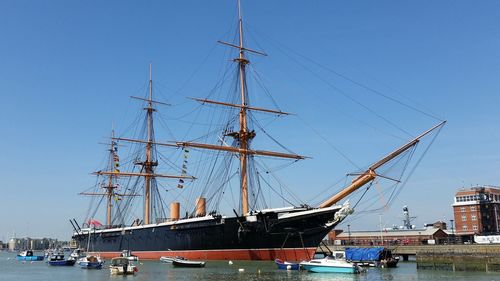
left=472, top=215, right=477, bottom=221
left=462, top=215, right=467, bottom=221
left=470, top=206, right=476, bottom=211
left=473, top=225, right=478, bottom=231
left=462, top=225, right=468, bottom=231
left=460, top=207, right=466, bottom=212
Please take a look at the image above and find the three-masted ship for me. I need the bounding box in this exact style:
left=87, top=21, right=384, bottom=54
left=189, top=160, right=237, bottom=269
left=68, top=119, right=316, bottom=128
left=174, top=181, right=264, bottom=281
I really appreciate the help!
left=71, top=1, right=445, bottom=260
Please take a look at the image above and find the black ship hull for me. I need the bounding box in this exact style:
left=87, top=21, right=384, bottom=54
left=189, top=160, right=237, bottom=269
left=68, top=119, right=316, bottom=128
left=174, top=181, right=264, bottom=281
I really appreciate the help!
left=73, top=205, right=348, bottom=260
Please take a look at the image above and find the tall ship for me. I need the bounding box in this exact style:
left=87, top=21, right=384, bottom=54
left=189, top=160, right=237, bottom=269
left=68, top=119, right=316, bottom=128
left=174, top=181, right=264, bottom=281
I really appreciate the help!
left=71, top=1, right=445, bottom=260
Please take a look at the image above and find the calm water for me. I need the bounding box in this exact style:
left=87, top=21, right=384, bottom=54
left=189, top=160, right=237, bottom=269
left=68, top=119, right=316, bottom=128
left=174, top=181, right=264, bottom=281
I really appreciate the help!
left=1, top=252, right=500, bottom=281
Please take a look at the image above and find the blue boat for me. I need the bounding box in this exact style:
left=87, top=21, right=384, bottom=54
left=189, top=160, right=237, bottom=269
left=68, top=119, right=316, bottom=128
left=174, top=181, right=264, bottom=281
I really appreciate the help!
left=47, top=254, right=76, bottom=266
left=16, top=250, right=44, bottom=261
left=300, top=252, right=361, bottom=273
left=78, top=255, right=104, bottom=269
left=274, top=259, right=300, bottom=270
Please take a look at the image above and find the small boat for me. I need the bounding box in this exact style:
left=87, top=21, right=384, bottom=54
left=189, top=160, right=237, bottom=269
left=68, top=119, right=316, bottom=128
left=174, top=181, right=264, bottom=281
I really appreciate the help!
left=47, top=254, right=76, bottom=266
left=274, top=259, right=300, bottom=270
left=160, top=256, right=186, bottom=263
left=172, top=258, right=206, bottom=268
left=16, top=250, right=44, bottom=261
left=78, top=255, right=104, bottom=269
left=300, top=252, right=361, bottom=274
left=120, top=250, right=139, bottom=261
left=70, top=248, right=86, bottom=260
left=109, top=257, right=138, bottom=275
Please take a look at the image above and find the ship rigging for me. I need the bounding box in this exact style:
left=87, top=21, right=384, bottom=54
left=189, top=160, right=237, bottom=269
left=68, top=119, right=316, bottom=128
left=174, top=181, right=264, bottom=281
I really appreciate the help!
left=72, top=0, right=445, bottom=260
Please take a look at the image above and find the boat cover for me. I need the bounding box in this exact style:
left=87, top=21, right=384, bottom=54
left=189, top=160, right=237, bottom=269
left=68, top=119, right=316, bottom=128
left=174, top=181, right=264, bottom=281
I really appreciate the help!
left=345, top=247, right=384, bottom=261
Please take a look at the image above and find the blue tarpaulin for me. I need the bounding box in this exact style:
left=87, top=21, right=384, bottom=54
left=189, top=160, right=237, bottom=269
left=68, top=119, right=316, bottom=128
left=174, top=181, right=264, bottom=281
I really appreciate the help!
left=345, top=247, right=384, bottom=261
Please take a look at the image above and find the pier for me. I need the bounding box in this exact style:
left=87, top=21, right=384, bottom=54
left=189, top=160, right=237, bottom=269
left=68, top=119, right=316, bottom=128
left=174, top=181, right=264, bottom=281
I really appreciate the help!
left=321, top=245, right=500, bottom=271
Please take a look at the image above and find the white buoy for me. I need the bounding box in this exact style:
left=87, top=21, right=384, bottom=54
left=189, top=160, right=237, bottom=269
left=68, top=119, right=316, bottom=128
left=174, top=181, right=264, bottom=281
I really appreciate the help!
left=286, top=264, right=292, bottom=270
left=238, top=268, right=244, bottom=272
left=228, top=260, right=233, bottom=265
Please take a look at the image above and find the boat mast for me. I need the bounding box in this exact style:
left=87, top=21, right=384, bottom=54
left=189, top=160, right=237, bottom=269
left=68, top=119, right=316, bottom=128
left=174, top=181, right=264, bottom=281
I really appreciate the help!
left=105, top=129, right=118, bottom=226
left=79, top=128, right=122, bottom=227
left=85, top=65, right=193, bottom=227
left=143, top=63, right=156, bottom=225
left=176, top=0, right=305, bottom=216
left=236, top=0, right=251, bottom=215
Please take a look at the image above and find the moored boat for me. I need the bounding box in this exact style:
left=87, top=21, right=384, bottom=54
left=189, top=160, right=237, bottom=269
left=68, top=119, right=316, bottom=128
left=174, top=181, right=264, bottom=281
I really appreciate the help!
left=120, top=250, right=139, bottom=261
left=345, top=247, right=399, bottom=268
left=300, top=252, right=361, bottom=273
left=78, top=255, right=104, bottom=269
left=172, top=259, right=206, bottom=268
left=160, top=256, right=185, bottom=263
left=109, top=257, right=138, bottom=275
left=70, top=248, right=86, bottom=260
left=274, top=258, right=300, bottom=270
left=47, top=253, right=76, bottom=266
left=16, top=250, right=44, bottom=261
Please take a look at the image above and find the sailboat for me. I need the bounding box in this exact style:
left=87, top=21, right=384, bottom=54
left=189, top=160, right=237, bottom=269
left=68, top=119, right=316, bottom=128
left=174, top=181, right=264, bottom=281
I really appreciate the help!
left=71, top=0, right=445, bottom=261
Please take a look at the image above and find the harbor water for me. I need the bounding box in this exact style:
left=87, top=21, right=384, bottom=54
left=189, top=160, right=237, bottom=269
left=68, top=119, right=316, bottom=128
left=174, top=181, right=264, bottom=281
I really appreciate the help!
left=1, top=252, right=500, bottom=281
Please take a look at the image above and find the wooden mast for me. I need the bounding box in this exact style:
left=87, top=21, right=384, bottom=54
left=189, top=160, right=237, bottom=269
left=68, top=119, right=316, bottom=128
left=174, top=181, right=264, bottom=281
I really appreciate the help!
left=144, top=63, right=154, bottom=225
left=80, top=129, right=141, bottom=227
left=82, top=66, right=194, bottom=227
left=177, top=0, right=304, bottom=216
left=236, top=0, right=250, bottom=215
left=319, top=121, right=446, bottom=208
left=106, top=129, right=117, bottom=225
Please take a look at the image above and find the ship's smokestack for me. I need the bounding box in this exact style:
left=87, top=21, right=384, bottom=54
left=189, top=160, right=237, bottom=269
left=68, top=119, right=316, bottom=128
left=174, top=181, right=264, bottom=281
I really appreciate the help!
left=195, top=197, right=206, bottom=217
left=170, top=202, right=180, bottom=221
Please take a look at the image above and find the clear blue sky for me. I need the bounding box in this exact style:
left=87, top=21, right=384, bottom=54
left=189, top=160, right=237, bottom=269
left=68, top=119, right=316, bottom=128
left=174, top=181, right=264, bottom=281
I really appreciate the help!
left=1, top=0, right=499, bottom=240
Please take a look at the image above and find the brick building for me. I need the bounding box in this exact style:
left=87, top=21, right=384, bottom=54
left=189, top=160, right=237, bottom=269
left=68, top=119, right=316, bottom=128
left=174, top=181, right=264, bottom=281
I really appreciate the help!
left=452, top=186, right=500, bottom=235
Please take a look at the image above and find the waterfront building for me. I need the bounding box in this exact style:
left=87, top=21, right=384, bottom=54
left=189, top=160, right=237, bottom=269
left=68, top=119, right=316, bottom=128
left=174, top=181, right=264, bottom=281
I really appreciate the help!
left=328, top=226, right=448, bottom=246
left=452, top=185, right=500, bottom=235
left=8, top=238, right=20, bottom=251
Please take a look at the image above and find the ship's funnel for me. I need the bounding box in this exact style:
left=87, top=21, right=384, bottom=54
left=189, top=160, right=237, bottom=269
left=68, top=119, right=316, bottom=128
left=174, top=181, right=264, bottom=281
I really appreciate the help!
left=170, top=202, right=180, bottom=221
left=195, top=197, right=206, bottom=216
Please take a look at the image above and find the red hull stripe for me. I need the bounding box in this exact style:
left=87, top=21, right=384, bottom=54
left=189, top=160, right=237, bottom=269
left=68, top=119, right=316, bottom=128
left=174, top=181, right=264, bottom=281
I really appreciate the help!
left=92, top=248, right=316, bottom=261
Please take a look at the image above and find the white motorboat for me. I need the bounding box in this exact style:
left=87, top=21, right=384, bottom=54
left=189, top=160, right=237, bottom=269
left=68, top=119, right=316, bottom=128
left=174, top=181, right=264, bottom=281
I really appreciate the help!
left=300, top=251, right=361, bottom=273
left=109, top=257, right=138, bottom=275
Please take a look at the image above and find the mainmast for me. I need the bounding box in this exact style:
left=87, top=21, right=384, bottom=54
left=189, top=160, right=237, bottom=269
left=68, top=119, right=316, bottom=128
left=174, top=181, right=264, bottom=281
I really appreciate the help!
left=177, top=0, right=305, bottom=216
left=143, top=64, right=155, bottom=225
left=236, top=0, right=251, bottom=215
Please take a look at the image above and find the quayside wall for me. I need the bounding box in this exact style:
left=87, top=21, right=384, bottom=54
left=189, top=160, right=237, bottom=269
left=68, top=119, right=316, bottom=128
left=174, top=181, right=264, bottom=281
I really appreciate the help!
left=324, top=245, right=500, bottom=272
left=416, top=245, right=500, bottom=272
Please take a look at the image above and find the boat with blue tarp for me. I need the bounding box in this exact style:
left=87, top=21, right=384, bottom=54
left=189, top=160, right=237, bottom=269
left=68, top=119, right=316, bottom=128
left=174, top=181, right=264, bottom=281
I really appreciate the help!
left=345, top=247, right=399, bottom=268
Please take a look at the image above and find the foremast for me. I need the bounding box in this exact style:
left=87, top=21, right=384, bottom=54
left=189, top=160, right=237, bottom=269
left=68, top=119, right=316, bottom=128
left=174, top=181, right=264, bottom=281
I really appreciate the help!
left=95, top=64, right=194, bottom=225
